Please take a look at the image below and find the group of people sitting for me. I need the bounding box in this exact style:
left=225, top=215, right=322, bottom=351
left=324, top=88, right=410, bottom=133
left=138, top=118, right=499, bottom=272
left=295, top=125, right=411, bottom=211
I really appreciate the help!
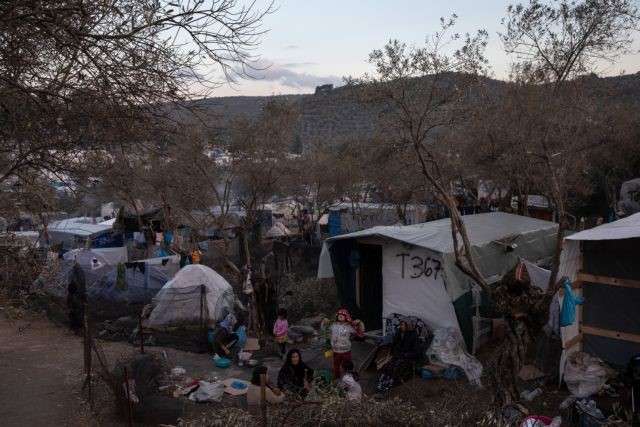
left=210, top=308, right=425, bottom=407
left=246, top=348, right=362, bottom=408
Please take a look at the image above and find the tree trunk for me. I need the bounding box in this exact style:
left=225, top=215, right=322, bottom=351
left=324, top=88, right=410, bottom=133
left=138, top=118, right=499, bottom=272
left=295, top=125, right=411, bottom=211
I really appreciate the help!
left=487, top=315, right=535, bottom=406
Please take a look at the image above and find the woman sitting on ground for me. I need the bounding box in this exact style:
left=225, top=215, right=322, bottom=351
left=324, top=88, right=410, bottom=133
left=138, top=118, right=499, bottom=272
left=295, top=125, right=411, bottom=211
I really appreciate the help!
left=375, top=318, right=422, bottom=397
left=247, top=365, right=285, bottom=407
left=277, top=348, right=314, bottom=398
left=213, top=313, right=238, bottom=359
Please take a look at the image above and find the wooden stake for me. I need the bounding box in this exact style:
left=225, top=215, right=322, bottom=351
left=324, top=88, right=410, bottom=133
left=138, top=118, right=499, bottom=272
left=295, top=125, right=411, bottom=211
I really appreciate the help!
left=138, top=313, right=144, bottom=354
left=260, top=373, right=267, bottom=427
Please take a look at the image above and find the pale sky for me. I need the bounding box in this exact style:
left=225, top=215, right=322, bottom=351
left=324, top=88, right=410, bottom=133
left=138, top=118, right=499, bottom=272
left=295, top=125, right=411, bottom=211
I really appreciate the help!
left=209, top=0, right=640, bottom=97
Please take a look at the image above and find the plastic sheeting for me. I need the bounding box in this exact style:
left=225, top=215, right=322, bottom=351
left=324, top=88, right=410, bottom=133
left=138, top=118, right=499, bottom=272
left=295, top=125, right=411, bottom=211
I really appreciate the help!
left=319, top=212, right=558, bottom=301
left=89, top=266, right=169, bottom=305
left=64, top=247, right=128, bottom=265
left=563, top=351, right=616, bottom=398
left=566, top=211, right=640, bottom=241
left=148, top=264, right=234, bottom=329
left=426, top=327, right=483, bottom=386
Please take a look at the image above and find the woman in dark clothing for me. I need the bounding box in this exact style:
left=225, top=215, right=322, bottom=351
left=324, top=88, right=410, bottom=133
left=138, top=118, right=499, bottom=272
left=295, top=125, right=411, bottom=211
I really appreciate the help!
left=277, top=348, right=314, bottom=398
left=375, top=318, right=423, bottom=396
left=213, top=313, right=239, bottom=358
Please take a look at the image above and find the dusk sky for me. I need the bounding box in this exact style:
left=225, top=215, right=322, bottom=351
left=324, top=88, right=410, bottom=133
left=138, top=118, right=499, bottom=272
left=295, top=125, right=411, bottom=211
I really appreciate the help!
left=210, top=0, right=640, bottom=97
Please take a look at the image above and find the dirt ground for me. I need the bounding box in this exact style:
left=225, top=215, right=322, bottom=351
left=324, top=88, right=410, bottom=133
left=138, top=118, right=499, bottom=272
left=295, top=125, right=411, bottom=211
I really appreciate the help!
left=0, top=301, right=586, bottom=427
left=0, top=305, right=489, bottom=426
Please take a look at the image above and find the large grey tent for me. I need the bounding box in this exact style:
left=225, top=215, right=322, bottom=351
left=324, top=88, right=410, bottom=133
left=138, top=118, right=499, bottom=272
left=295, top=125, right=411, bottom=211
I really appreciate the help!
left=318, top=212, right=558, bottom=348
left=148, top=264, right=234, bottom=329
left=559, top=212, right=640, bottom=373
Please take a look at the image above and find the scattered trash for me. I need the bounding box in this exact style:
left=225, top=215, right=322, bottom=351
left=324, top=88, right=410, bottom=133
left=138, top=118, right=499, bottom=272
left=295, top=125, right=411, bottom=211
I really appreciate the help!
left=564, top=352, right=616, bottom=398
left=559, top=395, right=577, bottom=410
left=189, top=381, right=224, bottom=402
left=170, top=366, right=186, bottom=379
left=575, top=398, right=605, bottom=425
left=123, top=378, right=139, bottom=403
left=520, top=415, right=561, bottom=427
left=520, top=387, right=543, bottom=402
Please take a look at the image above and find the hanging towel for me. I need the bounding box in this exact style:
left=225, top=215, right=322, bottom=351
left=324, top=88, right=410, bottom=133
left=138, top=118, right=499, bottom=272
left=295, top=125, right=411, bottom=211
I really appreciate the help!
left=560, top=277, right=584, bottom=327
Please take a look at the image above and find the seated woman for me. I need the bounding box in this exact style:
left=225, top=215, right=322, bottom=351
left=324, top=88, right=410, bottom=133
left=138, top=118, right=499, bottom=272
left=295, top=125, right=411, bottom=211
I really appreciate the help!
left=375, top=318, right=422, bottom=397
left=277, top=348, right=314, bottom=398
left=213, top=313, right=238, bottom=359
left=247, top=365, right=285, bottom=407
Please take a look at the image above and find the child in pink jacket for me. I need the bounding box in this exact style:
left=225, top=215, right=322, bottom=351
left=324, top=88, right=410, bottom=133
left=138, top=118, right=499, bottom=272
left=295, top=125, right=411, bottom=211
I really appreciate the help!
left=273, top=308, right=289, bottom=358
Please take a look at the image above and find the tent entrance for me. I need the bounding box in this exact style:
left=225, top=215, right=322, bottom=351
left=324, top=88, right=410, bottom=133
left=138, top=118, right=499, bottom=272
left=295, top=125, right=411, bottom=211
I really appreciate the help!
left=356, top=244, right=383, bottom=331
left=330, top=241, right=383, bottom=331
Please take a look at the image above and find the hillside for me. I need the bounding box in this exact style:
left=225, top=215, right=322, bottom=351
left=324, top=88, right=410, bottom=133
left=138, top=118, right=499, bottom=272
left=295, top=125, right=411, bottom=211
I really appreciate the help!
left=186, top=73, right=640, bottom=151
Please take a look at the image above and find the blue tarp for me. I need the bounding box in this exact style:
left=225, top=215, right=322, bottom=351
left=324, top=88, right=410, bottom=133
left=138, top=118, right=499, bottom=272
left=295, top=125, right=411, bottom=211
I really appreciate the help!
left=328, top=211, right=342, bottom=237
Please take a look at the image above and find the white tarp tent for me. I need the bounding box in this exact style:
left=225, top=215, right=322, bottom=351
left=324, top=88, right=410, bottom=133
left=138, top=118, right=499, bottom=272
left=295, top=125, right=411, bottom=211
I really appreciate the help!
left=318, top=212, right=558, bottom=347
left=148, top=264, right=234, bottom=329
left=559, top=213, right=640, bottom=376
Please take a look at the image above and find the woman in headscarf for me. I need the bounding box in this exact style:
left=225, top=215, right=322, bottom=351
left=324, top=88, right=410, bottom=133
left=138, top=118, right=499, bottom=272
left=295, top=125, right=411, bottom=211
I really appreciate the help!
left=247, top=365, right=285, bottom=410
left=277, top=348, right=314, bottom=398
left=213, top=313, right=238, bottom=358
left=374, top=317, right=422, bottom=397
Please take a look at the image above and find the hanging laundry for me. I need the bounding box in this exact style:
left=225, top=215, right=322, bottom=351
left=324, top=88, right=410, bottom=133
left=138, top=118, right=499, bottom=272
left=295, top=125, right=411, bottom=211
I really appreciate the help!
left=560, top=277, right=584, bottom=327
left=155, top=232, right=164, bottom=245
left=156, top=247, right=169, bottom=258
left=165, top=230, right=173, bottom=245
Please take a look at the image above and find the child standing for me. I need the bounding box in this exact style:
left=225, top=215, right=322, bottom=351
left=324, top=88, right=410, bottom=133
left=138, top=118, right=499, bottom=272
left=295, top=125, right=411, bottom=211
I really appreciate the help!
left=339, top=359, right=362, bottom=402
left=323, top=308, right=364, bottom=379
left=273, top=308, right=289, bottom=358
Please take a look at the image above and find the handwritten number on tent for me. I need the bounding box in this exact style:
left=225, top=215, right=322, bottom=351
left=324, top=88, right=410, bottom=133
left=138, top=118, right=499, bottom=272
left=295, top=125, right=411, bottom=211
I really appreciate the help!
left=397, top=253, right=442, bottom=280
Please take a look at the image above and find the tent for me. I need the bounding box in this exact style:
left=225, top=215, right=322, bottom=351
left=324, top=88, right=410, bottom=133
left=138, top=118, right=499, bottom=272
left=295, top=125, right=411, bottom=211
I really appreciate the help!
left=559, top=212, right=640, bottom=372
left=87, top=265, right=169, bottom=320
left=89, top=265, right=169, bottom=305
left=45, top=217, right=122, bottom=249
left=318, top=212, right=558, bottom=348
left=148, top=264, right=234, bottom=329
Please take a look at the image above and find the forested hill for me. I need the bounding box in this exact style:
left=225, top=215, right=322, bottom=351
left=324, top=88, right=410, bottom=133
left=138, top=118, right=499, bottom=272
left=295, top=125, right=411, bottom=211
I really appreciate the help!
left=185, top=72, right=640, bottom=152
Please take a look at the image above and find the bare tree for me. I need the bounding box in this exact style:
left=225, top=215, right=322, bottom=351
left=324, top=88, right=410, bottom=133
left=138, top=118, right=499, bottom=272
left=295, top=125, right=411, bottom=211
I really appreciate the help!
left=349, top=16, right=492, bottom=294
left=0, top=0, right=274, bottom=220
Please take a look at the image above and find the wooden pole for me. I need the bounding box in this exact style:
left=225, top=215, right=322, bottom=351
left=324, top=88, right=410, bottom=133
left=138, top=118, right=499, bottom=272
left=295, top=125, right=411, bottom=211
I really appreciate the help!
left=84, top=303, right=92, bottom=403
left=260, top=373, right=267, bottom=427
left=138, top=313, right=144, bottom=354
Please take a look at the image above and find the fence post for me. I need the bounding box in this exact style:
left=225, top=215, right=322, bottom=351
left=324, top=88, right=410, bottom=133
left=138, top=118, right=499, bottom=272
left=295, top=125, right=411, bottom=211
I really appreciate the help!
left=260, top=373, right=267, bottom=427
left=138, top=313, right=144, bottom=354
left=83, top=303, right=92, bottom=403
left=200, top=284, right=205, bottom=343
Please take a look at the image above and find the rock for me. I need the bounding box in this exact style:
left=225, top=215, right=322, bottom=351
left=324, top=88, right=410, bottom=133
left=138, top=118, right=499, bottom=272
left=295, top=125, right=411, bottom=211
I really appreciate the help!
left=289, top=325, right=316, bottom=335
left=299, top=314, right=325, bottom=328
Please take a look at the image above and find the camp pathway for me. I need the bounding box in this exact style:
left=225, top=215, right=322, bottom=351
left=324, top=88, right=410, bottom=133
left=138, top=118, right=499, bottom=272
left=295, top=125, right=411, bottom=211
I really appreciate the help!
left=0, top=315, right=88, bottom=427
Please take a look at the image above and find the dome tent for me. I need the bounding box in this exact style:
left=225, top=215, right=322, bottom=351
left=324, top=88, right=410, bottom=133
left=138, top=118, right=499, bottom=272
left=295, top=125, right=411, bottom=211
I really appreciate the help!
left=89, top=265, right=169, bottom=305
left=148, top=264, right=234, bottom=329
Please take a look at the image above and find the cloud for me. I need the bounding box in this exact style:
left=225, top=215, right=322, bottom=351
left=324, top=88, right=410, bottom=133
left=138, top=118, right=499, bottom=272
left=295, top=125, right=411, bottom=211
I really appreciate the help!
left=245, top=58, right=343, bottom=89
left=281, top=62, right=317, bottom=68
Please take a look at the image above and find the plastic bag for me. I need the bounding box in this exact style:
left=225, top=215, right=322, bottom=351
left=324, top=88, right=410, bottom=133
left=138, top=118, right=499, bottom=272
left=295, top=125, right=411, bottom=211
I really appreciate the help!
left=426, top=327, right=483, bottom=386
left=189, top=381, right=224, bottom=402
left=563, top=351, right=616, bottom=398
left=236, top=325, right=247, bottom=349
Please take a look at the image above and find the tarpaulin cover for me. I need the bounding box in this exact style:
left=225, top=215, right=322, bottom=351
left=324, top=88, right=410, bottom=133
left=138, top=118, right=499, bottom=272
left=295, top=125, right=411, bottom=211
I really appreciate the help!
left=148, top=264, right=234, bottom=329
left=320, top=212, right=558, bottom=301
left=381, top=242, right=460, bottom=334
